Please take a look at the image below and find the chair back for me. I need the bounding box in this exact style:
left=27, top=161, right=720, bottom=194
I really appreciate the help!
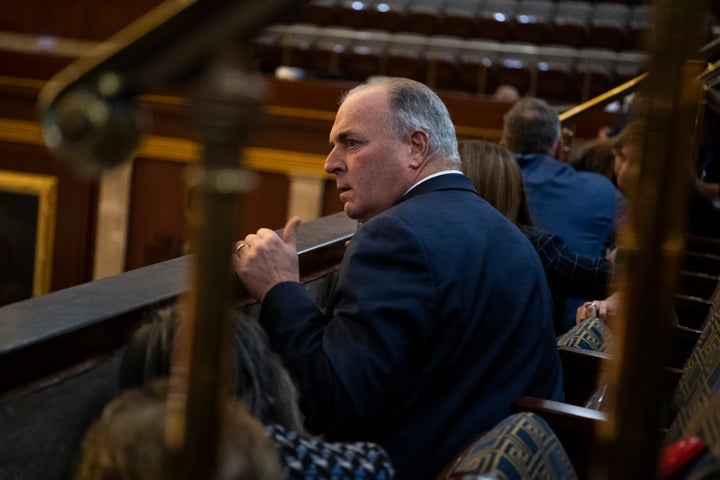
left=439, top=412, right=578, bottom=480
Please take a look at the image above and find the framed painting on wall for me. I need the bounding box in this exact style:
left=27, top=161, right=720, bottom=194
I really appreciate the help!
left=0, top=170, right=57, bottom=306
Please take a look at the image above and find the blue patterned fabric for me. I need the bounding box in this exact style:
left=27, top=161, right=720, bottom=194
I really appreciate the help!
left=705, top=280, right=720, bottom=329
left=556, top=317, right=614, bottom=352
left=443, top=413, right=578, bottom=480
left=686, top=395, right=720, bottom=461
left=667, top=283, right=720, bottom=442
left=266, top=424, right=394, bottom=480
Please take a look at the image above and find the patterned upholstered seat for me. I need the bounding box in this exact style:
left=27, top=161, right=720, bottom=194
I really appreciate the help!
left=440, top=412, right=578, bottom=480
left=666, top=300, right=720, bottom=443
left=556, top=317, right=614, bottom=353
left=706, top=280, right=720, bottom=326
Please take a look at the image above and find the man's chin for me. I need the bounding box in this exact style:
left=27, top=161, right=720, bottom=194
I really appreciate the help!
left=343, top=204, right=365, bottom=222
left=343, top=204, right=357, bottom=219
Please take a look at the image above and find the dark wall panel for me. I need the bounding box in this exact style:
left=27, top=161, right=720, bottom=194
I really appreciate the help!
left=0, top=142, right=97, bottom=292
left=0, top=0, right=163, bottom=40
left=126, top=158, right=293, bottom=271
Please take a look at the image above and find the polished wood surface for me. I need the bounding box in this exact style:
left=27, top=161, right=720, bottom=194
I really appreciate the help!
left=0, top=211, right=356, bottom=396
left=0, top=210, right=355, bottom=480
left=0, top=7, right=627, bottom=294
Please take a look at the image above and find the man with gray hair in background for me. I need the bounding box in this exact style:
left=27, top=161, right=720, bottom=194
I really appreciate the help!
left=502, top=96, right=625, bottom=333
left=233, top=78, right=563, bottom=480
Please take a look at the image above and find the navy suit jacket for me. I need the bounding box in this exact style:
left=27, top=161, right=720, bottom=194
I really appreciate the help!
left=516, top=153, right=625, bottom=258
left=516, top=153, right=625, bottom=331
left=260, top=173, right=564, bottom=480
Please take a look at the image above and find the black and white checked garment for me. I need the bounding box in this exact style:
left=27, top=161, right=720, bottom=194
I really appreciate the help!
left=266, top=424, right=395, bottom=480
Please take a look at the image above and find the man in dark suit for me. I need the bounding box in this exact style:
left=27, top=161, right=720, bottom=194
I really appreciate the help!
left=233, top=77, right=563, bottom=480
left=502, top=97, right=625, bottom=332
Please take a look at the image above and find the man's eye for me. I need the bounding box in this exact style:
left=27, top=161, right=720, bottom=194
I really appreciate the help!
left=346, top=140, right=358, bottom=148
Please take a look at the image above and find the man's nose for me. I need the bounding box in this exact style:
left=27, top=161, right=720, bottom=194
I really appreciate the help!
left=325, top=147, right=342, bottom=174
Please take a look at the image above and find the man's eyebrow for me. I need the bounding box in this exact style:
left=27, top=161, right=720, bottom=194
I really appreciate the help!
left=329, top=131, right=351, bottom=147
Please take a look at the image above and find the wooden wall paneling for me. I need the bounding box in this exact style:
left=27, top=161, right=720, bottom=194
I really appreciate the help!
left=0, top=0, right=163, bottom=40
left=238, top=170, right=291, bottom=234
left=251, top=113, right=335, bottom=156
left=125, top=156, right=293, bottom=272
left=125, top=157, right=188, bottom=271
left=0, top=78, right=44, bottom=121
left=322, top=178, right=345, bottom=217
left=0, top=141, right=97, bottom=291
left=0, top=51, right=73, bottom=83
left=0, top=69, right=626, bottom=292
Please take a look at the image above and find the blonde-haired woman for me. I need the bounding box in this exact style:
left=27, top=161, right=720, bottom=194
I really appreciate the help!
left=460, top=140, right=614, bottom=333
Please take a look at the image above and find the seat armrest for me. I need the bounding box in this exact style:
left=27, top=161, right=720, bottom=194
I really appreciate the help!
left=512, top=396, right=607, bottom=478
left=559, top=345, right=610, bottom=405
left=674, top=294, right=712, bottom=330
left=512, top=396, right=607, bottom=431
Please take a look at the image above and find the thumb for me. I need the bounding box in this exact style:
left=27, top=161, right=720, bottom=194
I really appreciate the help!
left=282, top=215, right=302, bottom=246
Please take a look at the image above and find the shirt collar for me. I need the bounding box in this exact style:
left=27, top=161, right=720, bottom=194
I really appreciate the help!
left=404, top=170, right=463, bottom=196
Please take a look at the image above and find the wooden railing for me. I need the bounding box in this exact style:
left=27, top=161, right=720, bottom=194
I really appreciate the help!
left=0, top=211, right=355, bottom=480
left=559, top=37, right=720, bottom=127
left=0, top=211, right=355, bottom=397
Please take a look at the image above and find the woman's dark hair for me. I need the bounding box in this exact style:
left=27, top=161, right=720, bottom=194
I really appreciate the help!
left=119, top=303, right=306, bottom=434
left=569, top=137, right=617, bottom=185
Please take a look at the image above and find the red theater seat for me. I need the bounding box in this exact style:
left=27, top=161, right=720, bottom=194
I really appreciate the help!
left=442, top=0, right=483, bottom=39
left=335, top=0, right=374, bottom=29
left=406, top=0, right=442, bottom=35
left=549, top=1, right=591, bottom=48
left=457, top=48, right=499, bottom=94
left=385, top=38, right=426, bottom=81
left=424, top=44, right=460, bottom=91
left=576, top=52, right=614, bottom=101
left=496, top=52, right=534, bottom=96
left=588, top=3, right=630, bottom=51
left=302, top=0, right=340, bottom=25
left=513, top=0, right=555, bottom=45
left=366, top=0, right=409, bottom=33
left=343, top=36, right=388, bottom=80
left=252, top=30, right=284, bottom=73
left=628, top=4, right=654, bottom=51
left=314, top=34, right=354, bottom=79
left=279, top=30, right=317, bottom=71
left=535, top=54, right=577, bottom=102
left=476, top=0, right=519, bottom=42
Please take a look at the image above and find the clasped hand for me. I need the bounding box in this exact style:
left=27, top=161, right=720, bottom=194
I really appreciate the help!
left=232, top=216, right=302, bottom=302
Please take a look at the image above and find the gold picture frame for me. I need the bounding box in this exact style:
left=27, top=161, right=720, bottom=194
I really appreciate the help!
left=0, top=170, right=57, bottom=305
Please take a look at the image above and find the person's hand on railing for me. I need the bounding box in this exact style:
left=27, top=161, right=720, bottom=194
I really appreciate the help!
left=232, top=216, right=302, bottom=302
left=696, top=177, right=720, bottom=202
left=576, top=290, right=623, bottom=324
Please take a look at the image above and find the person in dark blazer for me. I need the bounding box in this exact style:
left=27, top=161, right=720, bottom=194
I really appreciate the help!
left=232, top=77, right=564, bottom=480
left=460, top=139, right=614, bottom=333
left=501, top=97, right=626, bottom=332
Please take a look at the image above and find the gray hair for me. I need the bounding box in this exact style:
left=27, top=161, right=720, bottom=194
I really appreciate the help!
left=501, top=97, right=561, bottom=155
left=341, top=77, right=461, bottom=165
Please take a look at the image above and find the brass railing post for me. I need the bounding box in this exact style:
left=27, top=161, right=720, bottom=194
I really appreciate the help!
left=589, top=1, right=709, bottom=479
left=164, top=56, right=264, bottom=479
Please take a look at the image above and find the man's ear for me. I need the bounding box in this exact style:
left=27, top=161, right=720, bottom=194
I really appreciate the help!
left=409, top=130, right=430, bottom=167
